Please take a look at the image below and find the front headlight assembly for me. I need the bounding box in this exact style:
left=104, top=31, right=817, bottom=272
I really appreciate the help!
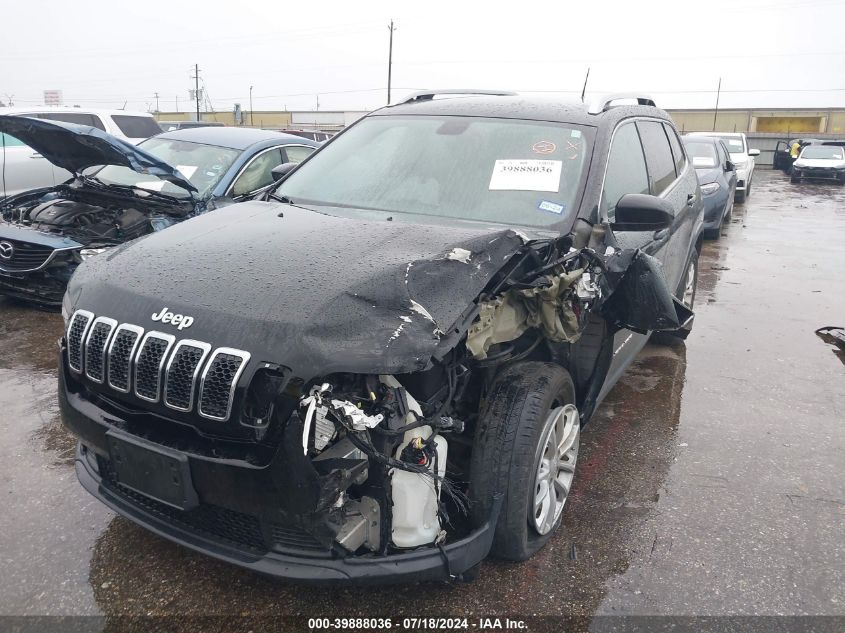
left=700, top=182, right=721, bottom=196
left=79, top=247, right=111, bottom=261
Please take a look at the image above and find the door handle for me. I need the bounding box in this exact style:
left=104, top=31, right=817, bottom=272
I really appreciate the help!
left=686, top=193, right=696, bottom=206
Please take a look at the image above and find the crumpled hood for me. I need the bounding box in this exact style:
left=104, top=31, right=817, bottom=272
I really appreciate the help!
left=0, top=115, right=196, bottom=193
left=68, top=201, right=528, bottom=378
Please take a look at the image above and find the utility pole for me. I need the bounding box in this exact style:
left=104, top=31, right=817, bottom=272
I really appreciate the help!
left=154, top=92, right=160, bottom=112
left=580, top=67, right=590, bottom=103
left=192, top=64, right=201, bottom=121
left=249, top=85, right=254, bottom=126
left=387, top=19, right=396, bottom=105
left=712, top=77, right=721, bottom=132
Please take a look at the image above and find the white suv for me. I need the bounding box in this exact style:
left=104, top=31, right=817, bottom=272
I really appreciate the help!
left=688, top=132, right=760, bottom=202
left=0, top=108, right=162, bottom=198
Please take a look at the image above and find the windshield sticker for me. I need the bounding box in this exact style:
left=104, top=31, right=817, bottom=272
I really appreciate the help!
left=135, top=181, right=166, bottom=191
left=489, top=159, right=562, bottom=192
left=538, top=200, right=565, bottom=214
left=532, top=141, right=557, bottom=155
left=176, top=165, right=198, bottom=179
left=571, top=130, right=582, bottom=138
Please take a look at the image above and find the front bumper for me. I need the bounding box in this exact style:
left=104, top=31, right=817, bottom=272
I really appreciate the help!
left=792, top=167, right=845, bottom=182
left=0, top=268, right=70, bottom=308
left=60, top=352, right=498, bottom=584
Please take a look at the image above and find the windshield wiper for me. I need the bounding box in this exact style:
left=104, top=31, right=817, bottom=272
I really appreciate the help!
left=82, top=176, right=190, bottom=206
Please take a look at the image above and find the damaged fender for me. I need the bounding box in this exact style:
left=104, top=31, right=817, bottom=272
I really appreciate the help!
left=467, top=247, right=693, bottom=360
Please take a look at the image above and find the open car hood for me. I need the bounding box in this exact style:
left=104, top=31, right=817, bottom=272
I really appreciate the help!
left=0, top=115, right=197, bottom=193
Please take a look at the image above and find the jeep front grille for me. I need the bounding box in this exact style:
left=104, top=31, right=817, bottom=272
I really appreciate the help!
left=198, top=349, right=250, bottom=421
left=67, top=310, right=94, bottom=373
left=164, top=341, right=211, bottom=412
left=84, top=317, right=117, bottom=384
left=107, top=324, right=144, bottom=393
left=66, top=310, right=250, bottom=421
left=134, top=332, right=176, bottom=403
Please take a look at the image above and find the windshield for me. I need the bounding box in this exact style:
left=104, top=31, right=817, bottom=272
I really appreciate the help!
left=715, top=136, right=746, bottom=154
left=684, top=141, right=719, bottom=168
left=94, top=137, right=240, bottom=198
left=800, top=145, right=844, bottom=160
left=276, top=115, right=593, bottom=229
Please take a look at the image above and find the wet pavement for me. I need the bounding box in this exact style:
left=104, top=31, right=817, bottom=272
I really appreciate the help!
left=0, top=170, right=843, bottom=627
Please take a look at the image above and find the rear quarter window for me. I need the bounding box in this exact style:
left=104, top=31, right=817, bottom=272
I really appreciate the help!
left=110, top=115, right=163, bottom=138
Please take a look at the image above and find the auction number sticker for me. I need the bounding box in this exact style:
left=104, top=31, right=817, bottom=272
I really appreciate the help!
left=489, top=159, right=562, bottom=192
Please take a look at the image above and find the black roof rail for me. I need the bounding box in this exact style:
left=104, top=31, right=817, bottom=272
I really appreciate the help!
left=392, top=89, right=517, bottom=106
left=588, top=93, right=657, bottom=115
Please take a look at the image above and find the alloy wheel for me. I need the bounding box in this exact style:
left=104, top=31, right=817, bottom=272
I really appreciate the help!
left=531, top=403, right=580, bottom=535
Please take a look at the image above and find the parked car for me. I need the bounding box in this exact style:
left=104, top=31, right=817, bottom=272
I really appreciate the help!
left=682, top=135, right=737, bottom=238
left=157, top=121, right=226, bottom=132
left=0, top=116, right=319, bottom=306
left=688, top=132, right=759, bottom=202
left=281, top=129, right=333, bottom=142
left=0, top=107, right=162, bottom=144
left=59, top=91, right=701, bottom=584
left=1, top=130, right=72, bottom=198
left=790, top=144, right=845, bottom=183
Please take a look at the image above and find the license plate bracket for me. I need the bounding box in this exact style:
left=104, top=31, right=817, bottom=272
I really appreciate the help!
left=106, top=429, right=199, bottom=511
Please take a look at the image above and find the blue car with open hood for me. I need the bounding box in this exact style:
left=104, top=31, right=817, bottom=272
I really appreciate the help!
left=0, top=116, right=317, bottom=306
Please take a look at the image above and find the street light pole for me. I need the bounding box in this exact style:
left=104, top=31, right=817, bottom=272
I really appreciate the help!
left=249, top=85, right=254, bottom=126
left=387, top=19, right=396, bottom=105
left=712, top=77, right=721, bottom=132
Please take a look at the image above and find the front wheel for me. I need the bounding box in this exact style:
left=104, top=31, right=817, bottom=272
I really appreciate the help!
left=736, top=189, right=747, bottom=203
left=469, top=362, right=578, bottom=561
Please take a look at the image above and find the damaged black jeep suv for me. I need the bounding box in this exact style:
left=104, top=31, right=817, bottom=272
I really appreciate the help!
left=59, top=91, right=703, bottom=583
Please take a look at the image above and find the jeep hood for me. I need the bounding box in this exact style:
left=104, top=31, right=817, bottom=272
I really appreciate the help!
left=0, top=115, right=196, bottom=192
left=67, top=201, right=527, bottom=378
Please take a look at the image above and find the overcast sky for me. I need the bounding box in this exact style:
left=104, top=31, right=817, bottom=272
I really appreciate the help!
left=2, top=0, right=844, bottom=114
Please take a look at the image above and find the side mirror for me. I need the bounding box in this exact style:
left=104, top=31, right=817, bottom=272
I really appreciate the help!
left=748, top=149, right=760, bottom=157
left=271, top=162, right=297, bottom=182
left=611, top=194, right=674, bottom=231
left=725, top=159, right=735, bottom=172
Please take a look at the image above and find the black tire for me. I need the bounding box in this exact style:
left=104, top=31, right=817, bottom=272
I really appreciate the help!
left=791, top=176, right=800, bottom=184
left=735, top=189, right=747, bottom=203
left=469, top=361, right=577, bottom=561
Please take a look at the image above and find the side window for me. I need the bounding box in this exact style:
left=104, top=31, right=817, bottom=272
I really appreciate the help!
left=716, top=142, right=728, bottom=165
left=637, top=121, right=676, bottom=195
left=283, top=145, right=315, bottom=164
left=37, top=112, right=106, bottom=130
left=663, top=123, right=685, bottom=176
left=602, top=123, right=649, bottom=223
left=0, top=132, right=27, bottom=147
left=231, top=148, right=284, bottom=197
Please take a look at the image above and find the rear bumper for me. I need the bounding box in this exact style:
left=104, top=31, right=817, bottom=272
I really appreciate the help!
left=60, top=352, right=498, bottom=584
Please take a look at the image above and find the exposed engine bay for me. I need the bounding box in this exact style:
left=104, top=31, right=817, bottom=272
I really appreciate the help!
left=2, top=185, right=189, bottom=247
